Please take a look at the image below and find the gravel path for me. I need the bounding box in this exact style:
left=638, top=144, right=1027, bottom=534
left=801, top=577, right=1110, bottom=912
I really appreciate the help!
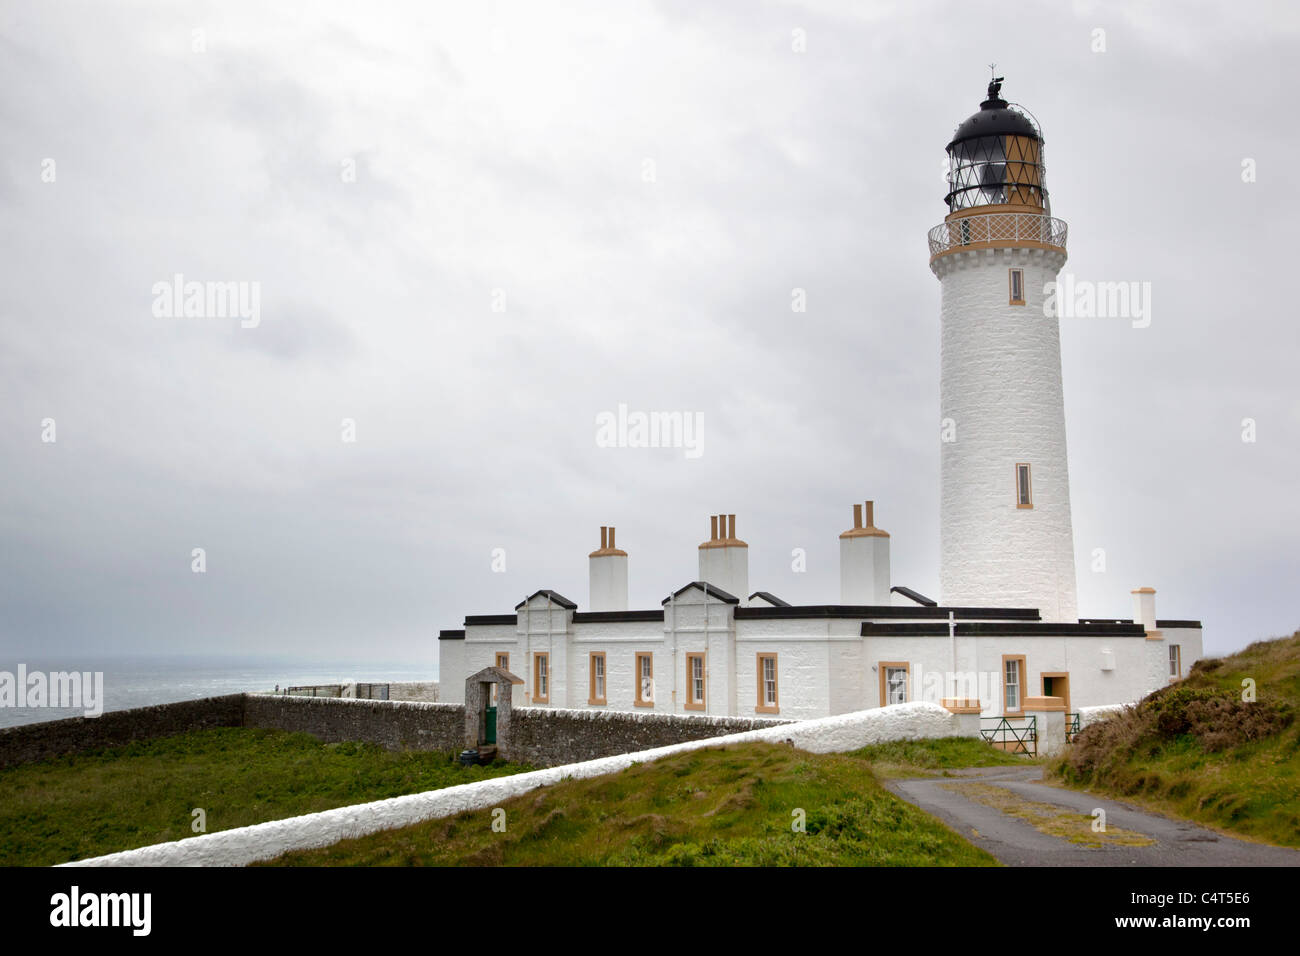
left=886, top=766, right=1300, bottom=867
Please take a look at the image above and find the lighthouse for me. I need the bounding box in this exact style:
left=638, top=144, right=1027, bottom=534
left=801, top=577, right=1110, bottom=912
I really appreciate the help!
left=929, top=76, right=1078, bottom=622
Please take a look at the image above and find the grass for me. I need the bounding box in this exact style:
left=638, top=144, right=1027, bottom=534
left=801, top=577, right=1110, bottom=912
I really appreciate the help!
left=942, top=781, right=1154, bottom=848
left=1050, top=630, right=1300, bottom=848
left=0, top=727, right=528, bottom=866
left=261, top=740, right=1003, bottom=866
left=850, top=736, right=1027, bottom=778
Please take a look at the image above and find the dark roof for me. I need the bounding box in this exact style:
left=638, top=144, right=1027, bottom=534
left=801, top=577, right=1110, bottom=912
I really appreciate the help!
left=514, top=589, right=578, bottom=611
left=662, top=581, right=740, bottom=605
left=862, top=621, right=1145, bottom=638
left=438, top=629, right=466, bottom=640
left=948, top=79, right=1039, bottom=148
left=734, top=605, right=1040, bottom=621
left=464, top=614, right=517, bottom=626
left=1156, top=620, right=1203, bottom=629
left=890, top=586, right=937, bottom=607
left=573, top=610, right=664, bottom=623
left=747, top=591, right=791, bottom=607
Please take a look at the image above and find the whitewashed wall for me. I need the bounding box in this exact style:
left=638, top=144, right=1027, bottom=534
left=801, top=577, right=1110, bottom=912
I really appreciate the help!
left=935, top=246, right=1078, bottom=622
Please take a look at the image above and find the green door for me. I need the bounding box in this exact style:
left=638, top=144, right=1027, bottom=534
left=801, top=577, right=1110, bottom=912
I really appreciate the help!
left=484, top=705, right=497, bottom=745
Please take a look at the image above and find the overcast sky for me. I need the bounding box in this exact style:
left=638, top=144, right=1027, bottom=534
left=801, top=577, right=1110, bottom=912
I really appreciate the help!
left=2, top=0, right=1297, bottom=669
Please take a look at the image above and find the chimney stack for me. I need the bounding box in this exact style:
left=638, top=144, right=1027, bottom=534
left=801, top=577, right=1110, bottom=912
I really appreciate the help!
left=589, top=525, right=628, bottom=612
left=698, top=513, right=748, bottom=600
left=1131, top=587, right=1157, bottom=633
left=840, top=499, right=890, bottom=605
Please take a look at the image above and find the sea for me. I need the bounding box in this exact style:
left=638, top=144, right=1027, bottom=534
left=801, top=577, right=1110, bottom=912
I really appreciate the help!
left=0, top=655, right=437, bottom=730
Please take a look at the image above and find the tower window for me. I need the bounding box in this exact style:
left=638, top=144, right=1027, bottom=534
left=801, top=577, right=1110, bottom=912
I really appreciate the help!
left=1009, top=268, right=1025, bottom=305
left=1016, top=463, right=1033, bottom=508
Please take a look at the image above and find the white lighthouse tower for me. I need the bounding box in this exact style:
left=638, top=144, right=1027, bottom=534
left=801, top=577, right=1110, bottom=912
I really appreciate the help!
left=929, top=76, right=1078, bottom=622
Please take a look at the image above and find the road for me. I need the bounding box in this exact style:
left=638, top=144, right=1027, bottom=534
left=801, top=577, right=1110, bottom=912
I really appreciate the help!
left=886, top=766, right=1300, bottom=866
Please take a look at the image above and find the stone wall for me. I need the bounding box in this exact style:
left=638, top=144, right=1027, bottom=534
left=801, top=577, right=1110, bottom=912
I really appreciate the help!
left=0, top=694, right=792, bottom=771
left=507, top=706, right=791, bottom=766
left=241, top=695, right=464, bottom=752
left=0, top=694, right=245, bottom=771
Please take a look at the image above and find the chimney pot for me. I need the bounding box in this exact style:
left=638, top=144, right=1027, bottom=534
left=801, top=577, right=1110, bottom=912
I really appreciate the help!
left=710, top=515, right=719, bottom=540
left=609, top=527, right=616, bottom=550
left=600, top=526, right=608, bottom=549
left=853, top=503, right=863, bottom=529
left=728, top=514, right=736, bottom=538
left=865, top=501, right=875, bottom=528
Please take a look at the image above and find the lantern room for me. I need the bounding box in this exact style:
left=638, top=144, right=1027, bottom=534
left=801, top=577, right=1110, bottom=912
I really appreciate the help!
left=945, top=77, right=1048, bottom=216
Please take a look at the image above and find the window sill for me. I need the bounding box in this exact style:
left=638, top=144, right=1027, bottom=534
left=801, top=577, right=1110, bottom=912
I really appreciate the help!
left=756, top=705, right=780, bottom=715
left=684, top=702, right=705, bottom=711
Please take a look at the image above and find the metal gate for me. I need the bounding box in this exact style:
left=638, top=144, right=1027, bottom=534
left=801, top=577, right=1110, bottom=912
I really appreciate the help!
left=980, top=715, right=1037, bottom=756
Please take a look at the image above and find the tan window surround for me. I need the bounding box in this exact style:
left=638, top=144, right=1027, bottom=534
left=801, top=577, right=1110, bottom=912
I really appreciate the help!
left=533, top=652, right=549, bottom=704
left=588, top=652, right=607, bottom=705
left=635, top=652, right=654, bottom=707
left=756, top=653, right=779, bottom=714
left=878, top=661, right=910, bottom=707
left=685, top=653, right=706, bottom=711
left=1002, top=654, right=1027, bottom=715
left=1016, top=462, right=1033, bottom=509
left=1009, top=267, right=1025, bottom=305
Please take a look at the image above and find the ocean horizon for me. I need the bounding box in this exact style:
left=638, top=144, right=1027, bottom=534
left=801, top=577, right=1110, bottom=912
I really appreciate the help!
left=0, top=653, right=437, bottom=730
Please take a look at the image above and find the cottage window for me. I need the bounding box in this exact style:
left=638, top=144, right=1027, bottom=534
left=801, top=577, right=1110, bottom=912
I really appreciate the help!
left=493, top=652, right=509, bottom=702
left=533, top=653, right=549, bottom=704
left=1169, top=644, right=1181, bottom=679
left=686, top=653, right=706, bottom=710
left=589, top=652, right=606, bottom=705
left=757, top=654, right=779, bottom=714
left=635, top=652, right=654, bottom=706
left=1003, top=656, right=1025, bottom=714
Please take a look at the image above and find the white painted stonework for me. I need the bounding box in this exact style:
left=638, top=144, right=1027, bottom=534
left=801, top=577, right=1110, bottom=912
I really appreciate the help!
left=934, top=247, right=1077, bottom=622
left=63, top=702, right=964, bottom=867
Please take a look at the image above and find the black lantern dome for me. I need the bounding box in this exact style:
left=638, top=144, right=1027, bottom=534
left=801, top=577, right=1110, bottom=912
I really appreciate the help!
left=944, top=77, right=1049, bottom=214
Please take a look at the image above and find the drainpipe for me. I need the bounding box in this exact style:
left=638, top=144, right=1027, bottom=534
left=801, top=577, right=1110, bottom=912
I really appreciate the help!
left=949, top=611, right=957, bottom=701
left=669, top=593, right=677, bottom=714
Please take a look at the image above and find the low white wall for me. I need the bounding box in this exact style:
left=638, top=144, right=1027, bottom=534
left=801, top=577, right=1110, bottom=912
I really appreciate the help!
left=62, top=702, right=963, bottom=868
left=1078, top=703, right=1132, bottom=729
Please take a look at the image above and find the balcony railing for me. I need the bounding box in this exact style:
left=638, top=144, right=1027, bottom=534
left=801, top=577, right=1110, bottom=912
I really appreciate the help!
left=928, top=212, right=1068, bottom=258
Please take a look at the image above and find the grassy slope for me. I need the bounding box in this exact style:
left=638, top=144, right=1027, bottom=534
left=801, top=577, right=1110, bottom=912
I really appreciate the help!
left=851, top=737, right=1026, bottom=778
left=0, top=728, right=527, bottom=866
left=1051, top=631, right=1300, bottom=847
left=263, top=740, right=1006, bottom=866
